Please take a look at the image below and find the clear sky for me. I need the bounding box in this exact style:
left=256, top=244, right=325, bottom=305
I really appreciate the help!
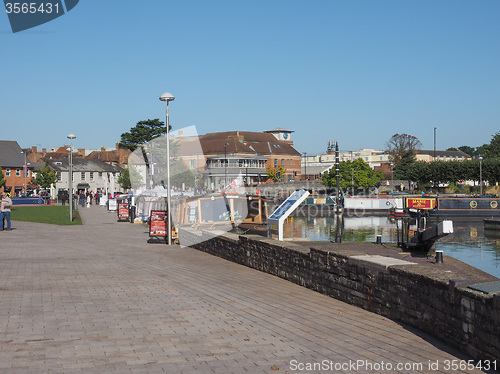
left=1, top=0, right=499, bottom=155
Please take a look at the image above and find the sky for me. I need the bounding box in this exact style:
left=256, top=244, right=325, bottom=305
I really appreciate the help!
left=1, top=0, right=499, bottom=156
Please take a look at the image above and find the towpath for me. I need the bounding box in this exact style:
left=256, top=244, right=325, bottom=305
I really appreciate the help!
left=0, top=205, right=492, bottom=373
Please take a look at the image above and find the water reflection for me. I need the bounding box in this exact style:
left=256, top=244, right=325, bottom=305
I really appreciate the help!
left=282, top=216, right=500, bottom=278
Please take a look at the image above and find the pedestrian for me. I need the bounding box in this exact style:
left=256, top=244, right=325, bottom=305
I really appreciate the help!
left=79, top=191, right=85, bottom=207
left=86, top=193, right=91, bottom=208
left=1, top=191, right=13, bottom=231
left=94, top=191, right=100, bottom=205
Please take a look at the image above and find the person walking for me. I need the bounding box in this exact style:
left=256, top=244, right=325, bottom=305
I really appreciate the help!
left=0, top=192, right=13, bottom=231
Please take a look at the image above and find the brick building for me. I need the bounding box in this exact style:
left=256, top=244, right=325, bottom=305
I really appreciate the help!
left=0, top=140, right=33, bottom=196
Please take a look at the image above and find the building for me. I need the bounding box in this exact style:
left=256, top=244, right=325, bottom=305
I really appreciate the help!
left=415, top=150, right=471, bottom=162
left=0, top=140, right=33, bottom=196
left=35, top=158, right=123, bottom=198
left=178, top=129, right=301, bottom=190
left=302, top=143, right=391, bottom=180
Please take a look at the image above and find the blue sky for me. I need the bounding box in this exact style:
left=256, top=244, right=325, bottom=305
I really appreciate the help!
left=1, top=0, right=499, bottom=155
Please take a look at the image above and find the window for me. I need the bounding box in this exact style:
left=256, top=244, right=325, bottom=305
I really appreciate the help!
left=274, top=159, right=278, bottom=168
left=98, top=172, right=103, bottom=177
left=90, top=172, right=94, bottom=181
left=16, top=168, right=21, bottom=177
left=5, top=168, right=10, bottom=177
left=57, top=172, right=62, bottom=182
left=81, top=172, right=85, bottom=180
left=189, top=159, right=195, bottom=169
left=281, top=159, right=284, bottom=166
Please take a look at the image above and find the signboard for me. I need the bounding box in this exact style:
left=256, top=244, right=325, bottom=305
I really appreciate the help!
left=108, top=198, right=117, bottom=211
left=268, top=189, right=309, bottom=240
left=117, top=201, right=130, bottom=222
left=406, top=198, right=436, bottom=210
left=148, top=210, right=167, bottom=243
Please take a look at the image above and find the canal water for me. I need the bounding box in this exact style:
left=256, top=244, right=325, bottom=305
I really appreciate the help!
left=282, top=215, right=500, bottom=278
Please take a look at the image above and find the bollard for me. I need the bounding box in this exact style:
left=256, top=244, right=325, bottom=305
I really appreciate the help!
left=376, top=235, right=382, bottom=244
left=435, top=250, right=444, bottom=264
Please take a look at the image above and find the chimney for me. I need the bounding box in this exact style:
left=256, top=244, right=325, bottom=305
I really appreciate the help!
left=42, top=148, right=46, bottom=154
left=101, top=147, right=106, bottom=152
left=116, top=142, right=119, bottom=150
left=32, top=146, right=37, bottom=153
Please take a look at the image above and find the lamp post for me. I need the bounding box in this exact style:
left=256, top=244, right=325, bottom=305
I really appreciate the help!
left=479, top=156, right=483, bottom=195
left=67, top=134, right=76, bottom=222
left=433, top=127, right=438, bottom=160
left=21, top=151, right=27, bottom=197
left=224, top=142, right=229, bottom=189
left=390, top=163, right=394, bottom=187
left=303, top=152, right=307, bottom=180
left=159, top=92, right=175, bottom=245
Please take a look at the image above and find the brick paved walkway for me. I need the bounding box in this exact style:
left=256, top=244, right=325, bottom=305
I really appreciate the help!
left=0, top=205, right=491, bottom=373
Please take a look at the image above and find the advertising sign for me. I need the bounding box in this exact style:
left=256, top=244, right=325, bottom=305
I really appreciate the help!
left=117, top=201, right=129, bottom=221
left=148, top=210, right=167, bottom=243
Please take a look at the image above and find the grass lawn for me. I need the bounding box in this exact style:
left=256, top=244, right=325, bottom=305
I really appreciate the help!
left=11, top=205, right=82, bottom=225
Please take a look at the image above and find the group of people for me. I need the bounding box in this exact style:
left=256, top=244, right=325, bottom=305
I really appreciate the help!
left=1, top=191, right=12, bottom=231
left=77, top=191, right=101, bottom=207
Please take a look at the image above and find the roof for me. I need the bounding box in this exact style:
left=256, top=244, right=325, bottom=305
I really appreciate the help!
left=44, top=158, right=123, bottom=173
left=263, top=127, right=294, bottom=133
left=179, top=131, right=300, bottom=157
left=416, top=150, right=471, bottom=158
left=0, top=140, right=25, bottom=167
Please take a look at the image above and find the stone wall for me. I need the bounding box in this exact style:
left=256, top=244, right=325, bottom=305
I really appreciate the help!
left=179, top=227, right=500, bottom=361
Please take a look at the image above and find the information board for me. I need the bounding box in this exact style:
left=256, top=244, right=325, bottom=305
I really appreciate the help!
left=268, top=190, right=309, bottom=240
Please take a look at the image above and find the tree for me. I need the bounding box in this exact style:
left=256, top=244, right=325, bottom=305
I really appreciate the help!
left=394, top=151, right=416, bottom=180
left=32, top=162, right=58, bottom=190
left=458, top=146, right=476, bottom=157
left=118, top=166, right=144, bottom=191
left=119, top=119, right=169, bottom=151
left=484, top=132, right=500, bottom=158
left=322, top=159, right=382, bottom=190
left=266, top=165, right=286, bottom=182
left=385, top=133, right=421, bottom=165
left=0, top=167, right=5, bottom=189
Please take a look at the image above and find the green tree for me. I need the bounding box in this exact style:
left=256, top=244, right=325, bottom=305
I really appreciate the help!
left=118, top=166, right=144, bottom=191
left=119, top=119, right=169, bottom=151
left=385, top=133, right=422, bottom=165
left=458, top=146, right=476, bottom=157
left=394, top=151, right=416, bottom=180
left=322, top=159, right=382, bottom=189
left=0, top=167, right=5, bottom=188
left=484, top=132, right=500, bottom=158
left=32, top=162, right=58, bottom=190
left=266, top=165, right=286, bottom=182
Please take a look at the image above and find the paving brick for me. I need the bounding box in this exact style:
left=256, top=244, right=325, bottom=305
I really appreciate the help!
left=0, top=205, right=489, bottom=373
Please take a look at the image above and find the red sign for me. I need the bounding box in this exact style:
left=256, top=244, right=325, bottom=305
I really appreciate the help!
left=118, top=202, right=129, bottom=218
left=149, top=210, right=167, bottom=237
left=407, top=198, right=436, bottom=209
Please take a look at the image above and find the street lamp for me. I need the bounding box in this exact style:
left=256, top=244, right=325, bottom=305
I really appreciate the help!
left=390, top=163, right=394, bottom=187
left=20, top=151, right=27, bottom=197
left=224, top=142, right=229, bottom=189
left=433, top=126, right=438, bottom=160
left=67, top=134, right=76, bottom=222
left=159, top=92, right=175, bottom=245
left=303, top=152, right=307, bottom=180
left=479, top=156, right=483, bottom=195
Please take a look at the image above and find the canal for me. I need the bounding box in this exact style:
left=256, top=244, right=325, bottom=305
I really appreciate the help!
left=282, top=215, right=500, bottom=278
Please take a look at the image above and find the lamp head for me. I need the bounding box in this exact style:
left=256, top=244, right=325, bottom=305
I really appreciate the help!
left=159, top=92, right=175, bottom=102
left=67, top=134, right=76, bottom=140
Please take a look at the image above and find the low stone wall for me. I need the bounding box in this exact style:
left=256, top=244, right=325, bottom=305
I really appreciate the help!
left=179, top=227, right=500, bottom=361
